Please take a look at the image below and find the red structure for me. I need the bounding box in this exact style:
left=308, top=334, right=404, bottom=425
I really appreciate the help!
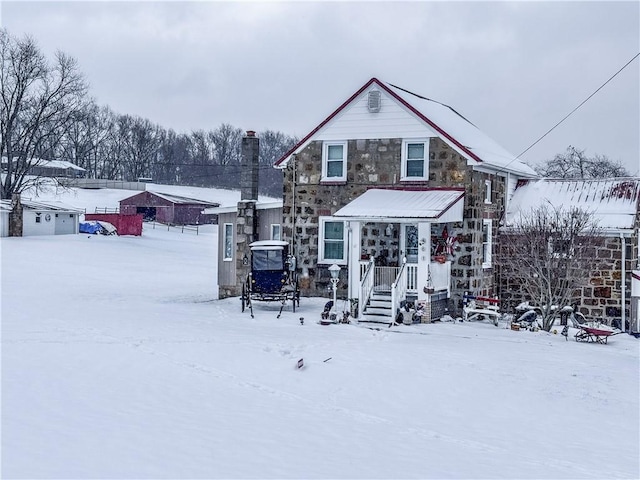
left=84, top=213, right=143, bottom=236
left=119, top=191, right=219, bottom=225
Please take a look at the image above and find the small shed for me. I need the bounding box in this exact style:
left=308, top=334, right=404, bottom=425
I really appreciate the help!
left=8, top=198, right=83, bottom=236
left=119, top=191, right=219, bottom=225
left=0, top=200, right=10, bottom=237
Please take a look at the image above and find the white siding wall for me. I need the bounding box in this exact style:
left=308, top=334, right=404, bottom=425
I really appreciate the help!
left=22, top=210, right=56, bottom=236
left=315, top=86, right=437, bottom=141
left=0, top=211, right=8, bottom=237
left=54, top=213, right=79, bottom=234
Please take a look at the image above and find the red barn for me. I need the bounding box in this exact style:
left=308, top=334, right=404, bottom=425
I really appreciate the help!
left=119, top=191, right=219, bottom=225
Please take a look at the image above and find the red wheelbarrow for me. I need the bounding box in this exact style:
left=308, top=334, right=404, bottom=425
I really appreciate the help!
left=574, top=324, right=623, bottom=344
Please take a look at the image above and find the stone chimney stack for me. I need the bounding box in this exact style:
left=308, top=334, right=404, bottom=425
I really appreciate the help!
left=241, top=130, right=259, bottom=200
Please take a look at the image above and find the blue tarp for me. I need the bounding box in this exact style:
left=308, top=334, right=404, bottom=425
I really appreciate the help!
left=79, top=221, right=103, bottom=234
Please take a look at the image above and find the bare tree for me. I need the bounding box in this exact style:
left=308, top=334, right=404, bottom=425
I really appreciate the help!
left=258, top=129, right=298, bottom=165
left=536, top=146, right=629, bottom=179
left=119, top=115, right=161, bottom=181
left=209, top=123, right=242, bottom=166
left=0, top=29, right=88, bottom=199
left=498, top=204, right=601, bottom=331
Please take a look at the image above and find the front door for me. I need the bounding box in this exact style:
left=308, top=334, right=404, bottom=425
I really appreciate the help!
left=402, top=224, right=418, bottom=264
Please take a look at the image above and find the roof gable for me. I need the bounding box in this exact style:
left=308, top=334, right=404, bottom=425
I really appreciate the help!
left=119, top=191, right=219, bottom=207
left=274, top=77, right=537, bottom=178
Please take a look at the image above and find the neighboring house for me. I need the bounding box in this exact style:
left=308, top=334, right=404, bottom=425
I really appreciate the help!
left=1, top=197, right=83, bottom=236
left=0, top=200, right=10, bottom=237
left=273, top=77, right=538, bottom=321
left=204, top=131, right=284, bottom=298
left=502, top=178, right=640, bottom=331
left=119, top=191, right=219, bottom=225
left=1, top=157, right=86, bottom=178
left=207, top=201, right=283, bottom=298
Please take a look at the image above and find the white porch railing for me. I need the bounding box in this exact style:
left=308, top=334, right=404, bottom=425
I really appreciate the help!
left=391, top=259, right=408, bottom=321
left=359, top=258, right=375, bottom=311
left=359, top=261, right=446, bottom=295
left=406, top=263, right=418, bottom=292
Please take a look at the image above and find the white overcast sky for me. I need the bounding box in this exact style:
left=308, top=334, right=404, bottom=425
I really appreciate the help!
left=2, top=1, right=639, bottom=173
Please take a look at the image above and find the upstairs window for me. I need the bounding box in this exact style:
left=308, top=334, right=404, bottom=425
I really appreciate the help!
left=401, top=139, right=428, bottom=180
left=322, top=142, right=347, bottom=182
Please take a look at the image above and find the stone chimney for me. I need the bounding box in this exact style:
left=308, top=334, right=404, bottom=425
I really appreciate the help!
left=241, top=130, right=259, bottom=201
left=9, top=193, right=23, bottom=237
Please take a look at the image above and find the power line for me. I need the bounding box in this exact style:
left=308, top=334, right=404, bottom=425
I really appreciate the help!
left=516, top=52, right=640, bottom=160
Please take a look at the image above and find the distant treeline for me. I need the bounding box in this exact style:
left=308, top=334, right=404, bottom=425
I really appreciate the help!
left=54, top=107, right=297, bottom=197
left=0, top=28, right=297, bottom=199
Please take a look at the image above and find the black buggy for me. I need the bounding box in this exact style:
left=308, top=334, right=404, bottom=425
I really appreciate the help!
left=241, top=240, right=300, bottom=318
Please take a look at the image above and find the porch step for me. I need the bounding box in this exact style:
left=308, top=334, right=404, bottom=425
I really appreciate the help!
left=363, top=294, right=393, bottom=319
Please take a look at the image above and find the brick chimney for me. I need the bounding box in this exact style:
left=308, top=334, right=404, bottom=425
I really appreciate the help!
left=241, top=130, right=259, bottom=200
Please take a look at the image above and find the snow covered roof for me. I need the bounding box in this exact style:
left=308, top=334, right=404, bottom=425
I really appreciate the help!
left=18, top=198, right=85, bottom=213
left=382, top=81, right=537, bottom=177
left=125, top=191, right=220, bottom=206
left=505, top=178, right=640, bottom=233
left=1, top=157, right=86, bottom=171
left=274, top=77, right=537, bottom=178
left=203, top=201, right=283, bottom=215
left=333, top=188, right=465, bottom=222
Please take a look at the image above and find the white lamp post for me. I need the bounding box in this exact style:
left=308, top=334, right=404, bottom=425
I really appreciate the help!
left=328, top=263, right=341, bottom=314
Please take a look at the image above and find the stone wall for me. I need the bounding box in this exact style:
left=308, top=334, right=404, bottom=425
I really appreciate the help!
left=282, top=137, right=503, bottom=314
left=497, top=234, right=637, bottom=326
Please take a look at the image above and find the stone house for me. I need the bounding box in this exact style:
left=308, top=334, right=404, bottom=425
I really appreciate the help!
left=273, top=77, right=538, bottom=321
left=502, top=178, right=640, bottom=332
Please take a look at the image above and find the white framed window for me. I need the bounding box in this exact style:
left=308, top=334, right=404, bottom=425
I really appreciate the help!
left=223, top=223, right=234, bottom=261
left=322, top=141, right=347, bottom=182
left=401, top=139, right=429, bottom=180
left=482, top=219, right=492, bottom=269
left=484, top=179, right=492, bottom=204
left=271, top=224, right=281, bottom=240
left=319, top=217, right=347, bottom=264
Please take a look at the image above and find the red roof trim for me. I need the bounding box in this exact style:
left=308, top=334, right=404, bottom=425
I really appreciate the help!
left=368, top=186, right=465, bottom=193
left=274, top=77, right=483, bottom=167
left=376, top=81, right=483, bottom=163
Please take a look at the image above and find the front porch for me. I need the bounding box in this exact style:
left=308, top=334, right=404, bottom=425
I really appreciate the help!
left=356, top=258, right=452, bottom=322
left=332, top=188, right=465, bottom=324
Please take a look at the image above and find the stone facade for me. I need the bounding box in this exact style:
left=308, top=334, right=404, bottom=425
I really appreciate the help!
left=498, top=234, right=637, bottom=326
left=282, top=137, right=506, bottom=314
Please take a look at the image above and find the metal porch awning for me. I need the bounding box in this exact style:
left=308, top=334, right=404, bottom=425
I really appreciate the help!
left=333, top=188, right=464, bottom=223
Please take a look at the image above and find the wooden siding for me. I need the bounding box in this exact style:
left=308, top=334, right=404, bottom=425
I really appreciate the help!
left=258, top=208, right=283, bottom=240
left=315, top=86, right=437, bottom=141
left=217, top=211, right=237, bottom=288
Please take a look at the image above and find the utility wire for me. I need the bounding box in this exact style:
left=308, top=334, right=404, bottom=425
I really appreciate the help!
left=515, top=52, right=640, bottom=160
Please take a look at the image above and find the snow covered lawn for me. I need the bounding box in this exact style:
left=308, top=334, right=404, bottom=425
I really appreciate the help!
left=2, top=225, right=638, bottom=479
